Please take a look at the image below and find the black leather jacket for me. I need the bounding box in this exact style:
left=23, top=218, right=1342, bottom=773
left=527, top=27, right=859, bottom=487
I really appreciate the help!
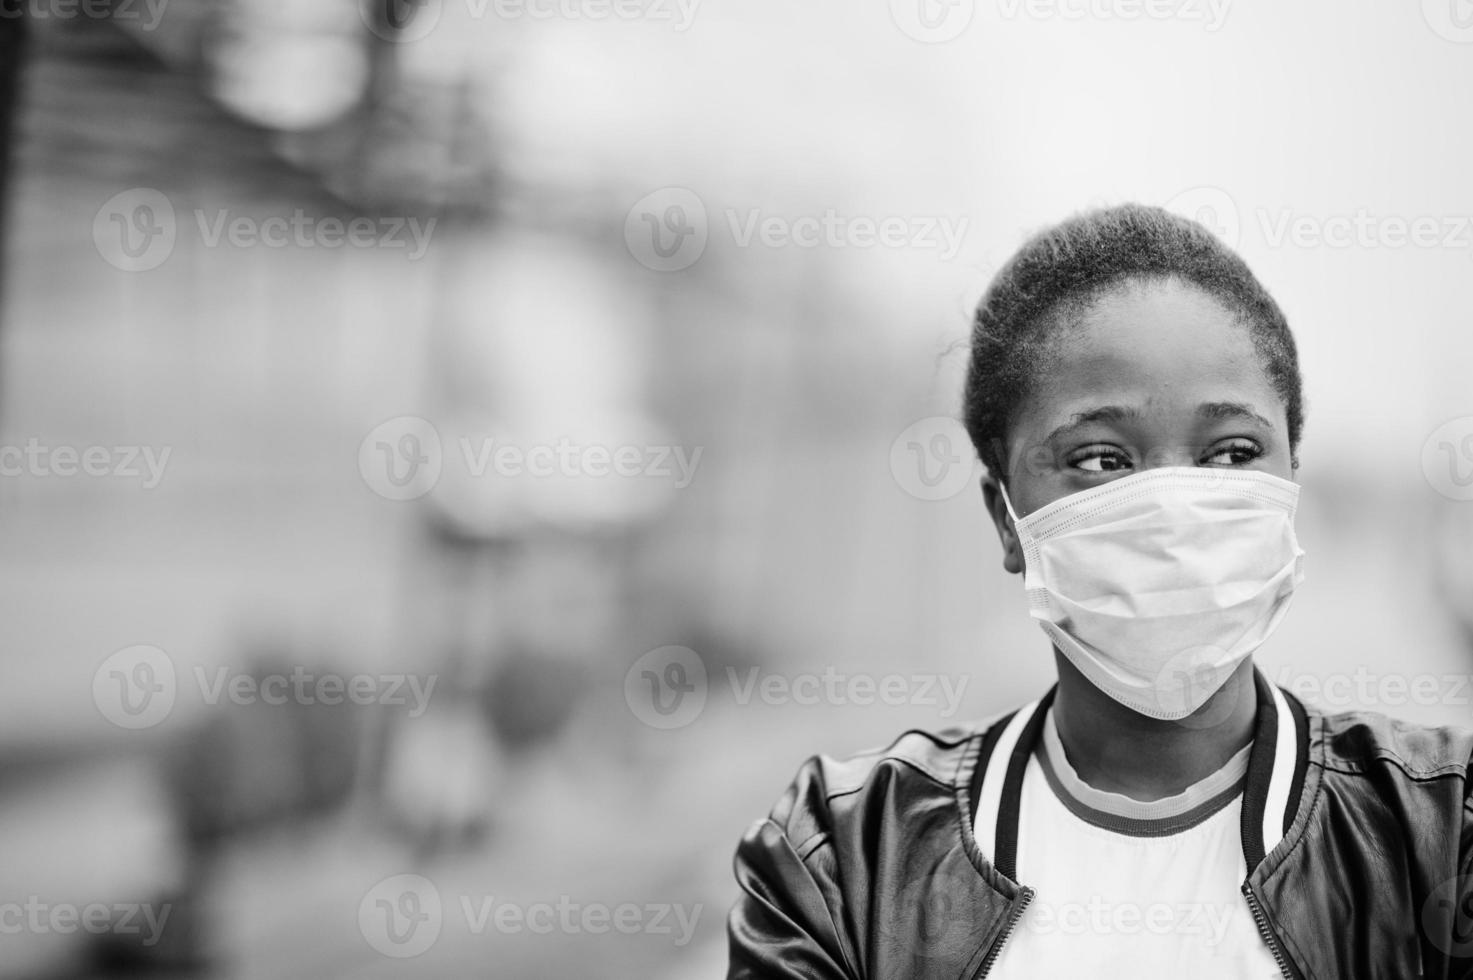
left=728, top=670, right=1473, bottom=979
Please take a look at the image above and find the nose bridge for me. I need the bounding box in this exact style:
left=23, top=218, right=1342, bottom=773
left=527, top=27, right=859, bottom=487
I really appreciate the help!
left=1140, top=442, right=1196, bottom=470
left=1132, top=395, right=1198, bottom=470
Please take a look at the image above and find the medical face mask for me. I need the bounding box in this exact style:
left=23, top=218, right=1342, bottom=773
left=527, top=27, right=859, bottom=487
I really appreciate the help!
left=999, top=467, right=1305, bottom=720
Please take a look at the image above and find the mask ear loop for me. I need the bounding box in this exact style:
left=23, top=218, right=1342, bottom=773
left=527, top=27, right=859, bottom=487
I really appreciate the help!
left=997, top=479, right=1029, bottom=576
left=997, top=478, right=1022, bottom=523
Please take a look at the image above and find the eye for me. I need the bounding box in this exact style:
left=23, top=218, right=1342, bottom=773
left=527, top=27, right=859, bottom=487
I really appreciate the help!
left=1201, top=439, right=1263, bottom=466
left=1067, top=445, right=1133, bottom=473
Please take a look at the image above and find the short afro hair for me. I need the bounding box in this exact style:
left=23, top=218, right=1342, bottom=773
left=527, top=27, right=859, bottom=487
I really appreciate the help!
left=962, top=203, right=1304, bottom=483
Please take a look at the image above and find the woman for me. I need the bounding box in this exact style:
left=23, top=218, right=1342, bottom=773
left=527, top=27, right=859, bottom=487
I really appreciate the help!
left=726, top=204, right=1473, bottom=979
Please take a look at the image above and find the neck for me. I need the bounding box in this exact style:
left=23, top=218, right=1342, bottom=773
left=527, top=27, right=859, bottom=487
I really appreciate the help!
left=1050, top=653, right=1258, bottom=801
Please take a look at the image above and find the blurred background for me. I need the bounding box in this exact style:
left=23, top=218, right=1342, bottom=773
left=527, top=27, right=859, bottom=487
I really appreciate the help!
left=1, top=0, right=1472, bottom=976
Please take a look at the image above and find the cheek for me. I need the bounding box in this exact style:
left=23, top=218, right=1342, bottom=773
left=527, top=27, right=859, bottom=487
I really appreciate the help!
left=1265, top=451, right=1297, bottom=479
left=1002, top=474, right=1062, bottom=520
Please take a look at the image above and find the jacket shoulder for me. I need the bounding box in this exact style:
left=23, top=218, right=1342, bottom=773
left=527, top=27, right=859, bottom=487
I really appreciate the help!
left=761, top=717, right=1003, bottom=852
left=1311, top=705, right=1473, bottom=783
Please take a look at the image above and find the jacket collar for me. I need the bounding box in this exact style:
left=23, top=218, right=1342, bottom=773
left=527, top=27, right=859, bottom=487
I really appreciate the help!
left=963, top=666, right=1313, bottom=886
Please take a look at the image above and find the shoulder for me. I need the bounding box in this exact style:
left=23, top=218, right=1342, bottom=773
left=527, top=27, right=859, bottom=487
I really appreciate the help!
left=1311, top=704, right=1473, bottom=783
left=757, top=716, right=1004, bottom=852
left=1306, top=703, right=1473, bottom=855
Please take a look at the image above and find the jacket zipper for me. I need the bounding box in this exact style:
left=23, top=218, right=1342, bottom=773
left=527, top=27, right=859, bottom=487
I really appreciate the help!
left=973, top=887, right=1033, bottom=979
left=1242, top=883, right=1293, bottom=979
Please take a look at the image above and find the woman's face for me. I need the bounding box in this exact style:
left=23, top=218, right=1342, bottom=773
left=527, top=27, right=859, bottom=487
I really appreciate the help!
left=984, top=277, right=1295, bottom=574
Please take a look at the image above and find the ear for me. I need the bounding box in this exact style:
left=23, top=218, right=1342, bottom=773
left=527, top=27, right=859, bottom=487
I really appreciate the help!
left=980, top=474, right=1024, bottom=575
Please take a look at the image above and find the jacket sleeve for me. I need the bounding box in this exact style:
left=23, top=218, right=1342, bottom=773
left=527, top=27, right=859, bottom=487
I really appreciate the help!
left=727, top=783, right=858, bottom=979
left=1457, top=796, right=1473, bottom=980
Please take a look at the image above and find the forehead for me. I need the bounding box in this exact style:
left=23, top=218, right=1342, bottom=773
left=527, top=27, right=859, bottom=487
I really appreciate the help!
left=1029, top=278, right=1279, bottom=410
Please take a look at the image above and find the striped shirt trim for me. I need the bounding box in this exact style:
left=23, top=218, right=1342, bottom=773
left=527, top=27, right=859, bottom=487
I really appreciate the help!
left=1035, top=706, right=1250, bottom=837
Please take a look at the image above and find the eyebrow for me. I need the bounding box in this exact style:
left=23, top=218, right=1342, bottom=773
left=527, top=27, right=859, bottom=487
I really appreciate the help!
left=1196, top=401, right=1275, bottom=430
left=1043, top=402, right=1274, bottom=443
left=1042, top=405, right=1139, bottom=444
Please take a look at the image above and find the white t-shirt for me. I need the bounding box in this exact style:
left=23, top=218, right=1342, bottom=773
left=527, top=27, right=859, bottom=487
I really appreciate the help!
left=986, top=708, right=1285, bottom=979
